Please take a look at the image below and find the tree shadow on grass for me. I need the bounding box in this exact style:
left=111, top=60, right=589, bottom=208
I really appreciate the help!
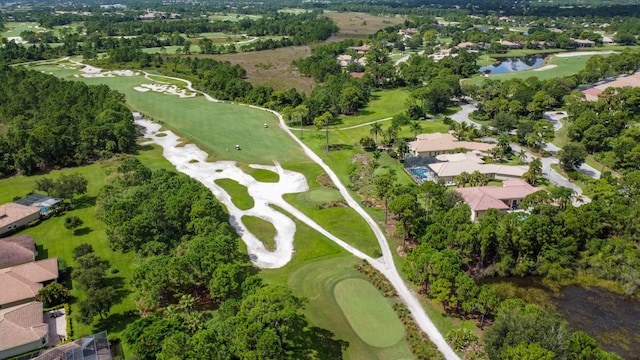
left=306, top=326, right=349, bottom=359
left=35, top=244, right=49, bottom=260
left=135, top=144, right=154, bottom=154
left=73, top=227, right=93, bottom=236
left=94, top=309, right=139, bottom=335
left=103, top=276, right=131, bottom=305
left=327, top=144, right=354, bottom=151
left=72, top=195, right=97, bottom=210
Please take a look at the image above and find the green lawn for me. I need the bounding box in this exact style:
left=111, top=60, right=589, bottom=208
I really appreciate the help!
left=214, top=178, right=255, bottom=210
left=1, top=22, right=43, bottom=38
left=285, top=257, right=415, bottom=360
left=552, top=118, right=569, bottom=148
left=336, top=89, right=410, bottom=127
left=0, top=144, right=173, bottom=345
left=334, top=278, right=405, bottom=347
left=241, top=215, right=277, bottom=250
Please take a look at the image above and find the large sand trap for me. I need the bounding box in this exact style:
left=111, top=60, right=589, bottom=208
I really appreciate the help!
left=134, top=83, right=196, bottom=98
left=76, top=65, right=140, bottom=78
left=555, top=50, right=618, bottom=58
left=134, top=113, right=306, bottom=268
left=534, top=64, right=557, bottom=71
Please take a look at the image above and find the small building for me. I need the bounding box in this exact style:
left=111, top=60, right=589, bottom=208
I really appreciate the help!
left=0, top=258, right=59, bottom=309
left=455, top=42, right=476, bottom=49
left=601, top=36, right=615, bottom=45
left=350, top=72, right=365, bottom=78
left=408, top=132, right=495, bottom=157
left=336, top=54, right=353, bottom=67
left=0, top=302, right=49, bottom=359
left=454, top=180, right=543, bottom=221
left=498, top=39, right=522, bottom=49
left=350, top=44, right=371, bottom=54
left=574, top=39, right=596, bottom=47
left=35, top=331, right=111, bottom=360
left=0, top=235, right=37, bottom=269
left=0, top=203, right=41, bottom=237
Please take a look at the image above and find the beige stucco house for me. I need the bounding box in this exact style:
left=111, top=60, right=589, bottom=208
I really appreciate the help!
left=454, top=180, right=543, bottom=221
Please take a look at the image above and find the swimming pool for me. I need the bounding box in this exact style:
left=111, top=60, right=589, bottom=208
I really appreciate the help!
left=409, top=167, right=433, bottom=183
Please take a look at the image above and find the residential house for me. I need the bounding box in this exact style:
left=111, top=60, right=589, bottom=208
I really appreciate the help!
left=602, top=36, right=615, bottom=45
left=0, top=302, right=49, bottom=359
left=428, top=159, right=528, bottom=185
left=0, top=235, right=36, bottom=269
left=350, top=44, right=371, bottom=54
left=336, top=54, right=353, bottom=68
left=408, top=132, right=495, bottom=157
left=454, top=180, right=543, bottom=221
left=0, top=203, right=41, bottom=237
left=455, top=42, right=476, bottom=49
left=498, top=39, right=522, bottom=49
left=574, top=39, right=596, bottom=47
left=0, top=259, right=59, bottom=309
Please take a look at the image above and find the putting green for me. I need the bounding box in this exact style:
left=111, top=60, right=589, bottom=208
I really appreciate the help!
left=334, top=278, right=405, bottom=348
left=303, top=188, right=343, bottom=204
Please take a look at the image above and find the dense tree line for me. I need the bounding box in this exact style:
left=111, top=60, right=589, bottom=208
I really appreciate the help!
left=0, top=66, right=137, bottom=176
left=95, top=159, right=344, bottom=359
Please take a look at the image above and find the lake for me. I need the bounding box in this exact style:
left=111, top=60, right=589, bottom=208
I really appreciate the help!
left=479, top=56, right=545, bottom=74
left=486, top=278, right=640, bottom=359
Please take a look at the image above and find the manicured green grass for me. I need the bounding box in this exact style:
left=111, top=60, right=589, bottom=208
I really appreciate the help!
left=1, top=22, right=43, bottom=37
left=552, top=118, right=569, bottom=148
left=214, top=178, right=254, bottom=210
left=334, top=278, right=405, bottom=347
left=336, top=89, right=410, bottom=127
left=285, top=257, right=415, bottom=360
left=238, top=166, right=280, bottom=183
left=241, top=215, right=276, bottom=250
left=301, top=188, right=343, bottom=203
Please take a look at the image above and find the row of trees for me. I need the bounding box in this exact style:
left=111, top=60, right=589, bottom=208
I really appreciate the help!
left=0, top=67, right=137, bottom=177
left=94, top=159, right=344, bottom=359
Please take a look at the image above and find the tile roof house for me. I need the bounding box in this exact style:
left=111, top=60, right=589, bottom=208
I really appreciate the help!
left=0, top=301, right=48, bottom=359
left=408, top=132, right=495, bottom=157
left=0, top=203, right=41, bottom=237
left=0, top=235, right=36, bottom=269
left=454, top=180, right=543, bottom=221
left=428, top=160, right=528, bottom=186
left=0, top=259, right=59, bottom=309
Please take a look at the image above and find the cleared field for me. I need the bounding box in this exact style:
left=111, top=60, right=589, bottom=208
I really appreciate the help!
left=208, top=13, right=262, bottom=22
left=334, top=278, right=405, bottom=347
left=286, top=257, right=414, bottom=360
left=201, top=46, right=315, bottom=94
left=325, top=11, right=405, bottom=41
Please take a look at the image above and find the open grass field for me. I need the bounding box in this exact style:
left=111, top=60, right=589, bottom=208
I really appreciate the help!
left=336, top=89, right=410, bottom=126
left=241, top=215, right=277, bottom=250
left=202, top=46, right=315, bottom=94
left=0, top=144, right=174, bottom=349
left=286, top=256, right=415, bottom=360
left=1, top=22, right=43, bottom=38
left=334, top=278, right=405, bottom=347
left=325, top=11, right=405, bottom=42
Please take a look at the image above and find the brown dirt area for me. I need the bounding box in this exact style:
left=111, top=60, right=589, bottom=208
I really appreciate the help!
left=195, top=46, right=315, bottom=94
left=325, top=11, right=406, bottom=42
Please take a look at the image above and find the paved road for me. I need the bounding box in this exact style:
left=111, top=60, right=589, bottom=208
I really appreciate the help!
left=451, top=101, right=592, bottom=206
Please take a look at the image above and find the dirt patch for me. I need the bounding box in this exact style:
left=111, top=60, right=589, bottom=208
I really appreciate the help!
left=195, top=46, right=315, bottom=94
left=316, top=173, right=337, bottom=188
left=326, top=12, right=406, bottom=41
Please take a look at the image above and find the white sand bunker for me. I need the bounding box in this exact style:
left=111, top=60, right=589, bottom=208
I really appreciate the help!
left=555, top=50, right=619, bottom=58
left=77, top=65, right=140, bottom=78
left=134, top=113, right=306, bottom=268
left=134, top=83, right=196, bottom=98
left=534, top=64, right=557, bottom=71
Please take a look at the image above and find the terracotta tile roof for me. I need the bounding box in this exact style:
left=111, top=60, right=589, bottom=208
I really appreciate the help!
left=454, top=180, right=542, bottom=212
left=0, top=235, right=36, bottom=268
left=0, top=302, right=48, bottom=351
left=0, top=259, right=58, bottom=306
left=0, top=203, right=40, bottom=228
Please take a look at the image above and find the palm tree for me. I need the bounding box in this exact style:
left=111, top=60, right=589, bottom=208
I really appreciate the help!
left=396, top=140, right=410, bottom=161
left=551, top=186, right=574, bottom=210
left=370, top=122, right=383, bottom=145
left=384, top=125, right=399, bottom=145
left=409, top=121, right=422, bottom=140
left=454, top=171, right=471, bottom=187
left=523, top=157, right=543, bottom=185
left=517, top=149, right=528, bottom=164
left=293, top=104, right=309, bottom=139
left=471, top=170, right=488, bottom=186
